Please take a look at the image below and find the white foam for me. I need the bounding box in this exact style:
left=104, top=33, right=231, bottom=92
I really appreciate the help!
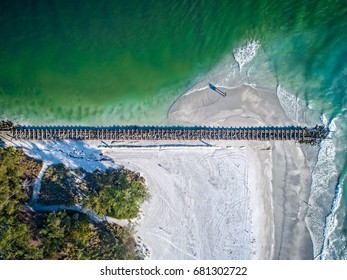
left=320, top=183, right=344, bottom=259
left=233, top=41, right=261, bottom=70
left=306, top=139, right=338, bottom=258
left=320, top=114, right=328, bottom=127
left=328, top=117, right=337, bottom=132
left=182, top=85, right=209, bottom=97
left=321, top=114, right=338, bottom=138
left=316, top=115, right=345, bottom=259
left=276, top=85, right=298, bottom=123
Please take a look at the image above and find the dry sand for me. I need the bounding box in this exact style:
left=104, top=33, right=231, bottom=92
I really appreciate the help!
left=101, top=141, right=272, bottom=259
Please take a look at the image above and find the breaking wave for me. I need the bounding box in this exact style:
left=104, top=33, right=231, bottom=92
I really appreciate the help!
left=317, top=115, right=346, bottom=259
left=276, top=85, right=298, bottom=123
left=320, top=182, right=345, bottom=259
left=233, top=41, right=261, bottom=70
left=306, top=138, right=338, bottom=258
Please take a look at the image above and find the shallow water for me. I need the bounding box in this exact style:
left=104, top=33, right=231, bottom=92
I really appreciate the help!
left=0, top=0, right=346, bottom=259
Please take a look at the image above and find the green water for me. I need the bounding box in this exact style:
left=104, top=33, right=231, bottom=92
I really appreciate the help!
left=0, top=0, right=343, bottom=124
left=0, top=0, right=346, bottom=259
left=0, top=0, right=242, bottom=124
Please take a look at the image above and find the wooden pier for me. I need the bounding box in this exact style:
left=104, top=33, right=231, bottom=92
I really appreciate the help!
left=0, top=122, right=328, bottom=144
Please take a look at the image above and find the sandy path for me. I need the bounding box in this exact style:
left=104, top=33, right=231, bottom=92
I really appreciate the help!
left=31, top=203, right=129, bottom=227
left=30, top=162, right=50, bottom=204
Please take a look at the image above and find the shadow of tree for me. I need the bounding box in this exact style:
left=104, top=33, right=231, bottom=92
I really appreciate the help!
left=20, top=140, right=114, bottom=172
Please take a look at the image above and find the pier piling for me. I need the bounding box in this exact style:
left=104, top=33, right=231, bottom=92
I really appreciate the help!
left=0, top=121, right=327, bottom=145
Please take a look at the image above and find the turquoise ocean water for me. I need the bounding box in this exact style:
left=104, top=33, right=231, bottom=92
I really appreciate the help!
left=0, top=0, right=346, bottom=259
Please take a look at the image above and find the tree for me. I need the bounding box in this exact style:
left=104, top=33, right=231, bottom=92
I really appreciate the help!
left=0, top=147, right=42, bottom=259
left=0, top=148, right=145, bottom=260
left=83, top=169, right=149, bottom=219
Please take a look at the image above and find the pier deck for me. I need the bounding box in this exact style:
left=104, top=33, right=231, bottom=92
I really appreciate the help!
left=0, top=122, right=328, bottom=144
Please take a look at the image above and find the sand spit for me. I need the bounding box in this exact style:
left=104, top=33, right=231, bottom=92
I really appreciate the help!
left=166, top=84, right=313, bottom=259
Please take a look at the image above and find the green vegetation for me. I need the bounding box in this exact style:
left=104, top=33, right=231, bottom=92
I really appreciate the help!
left=39, top=165, right=149, bottom=220
left=0, top=147, right=148, bottom=259
left=0, top=147, right=42, bottom=259
left=83, top=169, right=149, bottom=219
left=17, top=149, right=43, bottom=197
left=37, top=211, right=138, bottom=260
left=39, top=164, right=76, bottom=206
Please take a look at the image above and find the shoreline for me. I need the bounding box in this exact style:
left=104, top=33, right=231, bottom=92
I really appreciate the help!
left=166, top=83, right=315, bottom=259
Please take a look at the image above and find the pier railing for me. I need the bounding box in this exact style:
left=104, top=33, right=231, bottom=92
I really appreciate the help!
left=0, top=123, right=328, bottom=144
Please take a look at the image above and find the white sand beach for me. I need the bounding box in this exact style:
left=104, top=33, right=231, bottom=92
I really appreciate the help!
left=101, top=141, right=272, bottom=259
left=1, top=83, right=314, bottom=260
left=166, top=84, right=313, bottom=259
